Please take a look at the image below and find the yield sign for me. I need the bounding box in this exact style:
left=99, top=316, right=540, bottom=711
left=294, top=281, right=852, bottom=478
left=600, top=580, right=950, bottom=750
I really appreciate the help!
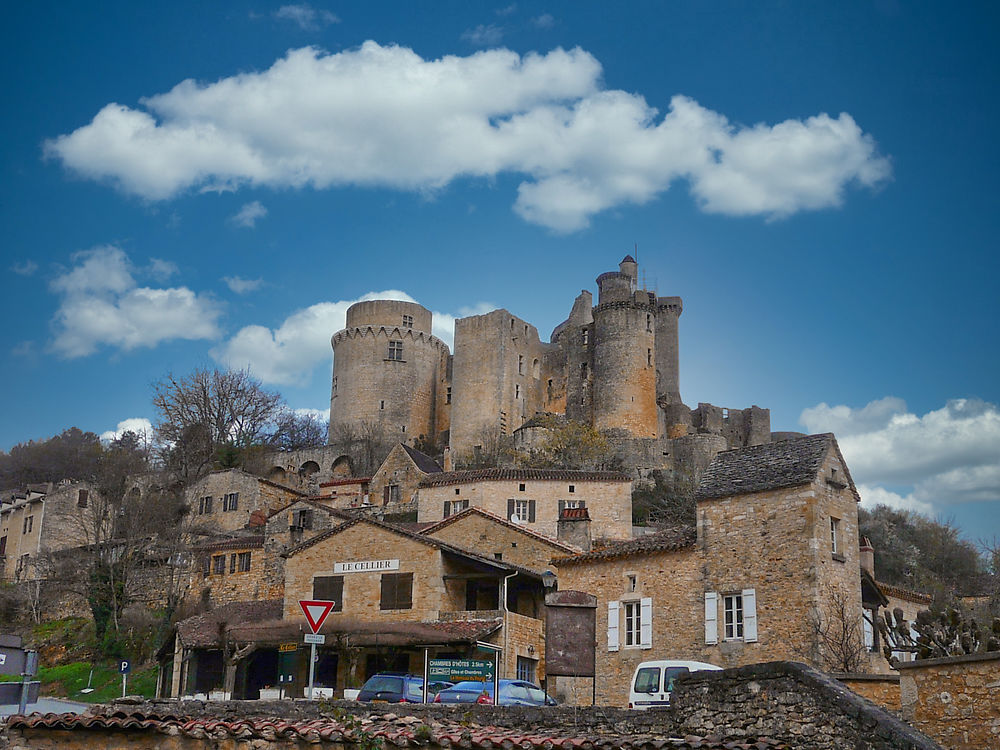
left=299, top=600, right=335, bottom=634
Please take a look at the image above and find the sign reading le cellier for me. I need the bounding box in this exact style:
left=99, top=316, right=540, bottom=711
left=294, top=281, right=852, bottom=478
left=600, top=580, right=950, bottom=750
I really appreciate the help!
left=334, top=559, right=400, bottom=574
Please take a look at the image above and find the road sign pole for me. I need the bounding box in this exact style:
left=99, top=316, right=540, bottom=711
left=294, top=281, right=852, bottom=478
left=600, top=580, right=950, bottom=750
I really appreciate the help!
left=122, top=673, right=127, bottom=698
left=422, top=648, right=429, bottom=704
left=307, top=642, right=317, bottom=699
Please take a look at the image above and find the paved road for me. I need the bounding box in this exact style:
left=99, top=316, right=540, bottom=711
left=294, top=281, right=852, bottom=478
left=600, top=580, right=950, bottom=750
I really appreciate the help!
left=0, top=697, right=91, bottom=717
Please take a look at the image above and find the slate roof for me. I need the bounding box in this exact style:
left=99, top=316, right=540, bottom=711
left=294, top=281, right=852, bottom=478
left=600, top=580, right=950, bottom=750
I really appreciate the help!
left=553, top=526, right=697, bottom=567
left=175, top=600, right=283, bottom=648
left=421, top=468, right=631, bottom=487
left=694, top=433, right=860, bottom=503
left=421, top=506, right=581, bottom=554
left=401, top=444, right=443, bottom=474
left=8, top=711, right=790, bottom=749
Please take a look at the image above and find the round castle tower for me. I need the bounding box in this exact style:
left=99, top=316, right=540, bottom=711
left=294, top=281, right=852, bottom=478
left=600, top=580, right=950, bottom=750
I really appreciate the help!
left=591, top=256, right=658, bottom=438
left=328, top=300, right=450, bottom=447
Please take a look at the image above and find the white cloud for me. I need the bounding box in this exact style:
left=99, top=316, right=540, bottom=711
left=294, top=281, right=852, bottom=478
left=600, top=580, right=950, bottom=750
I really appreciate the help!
left=274, top=4, right=339, bottom=30
left=462, top=24, right=505, bottom=46
left=294, top=407, right=329, bottom=423
left=211, top=291, right=491, bottom=386
left=46, top=42, right=890, bottom=232
left=100, top=417, right=154, bottom=444
left=49, top=245, right=222, bottom=358
left=800, top=397, right=1000, bottom=517
left=148, top=258, right=178, bottom=279
left=230, top=200, right=268, bottom=228
left=531, top=14, right=555, bottom=29
left=496, top=4, right=517, bottom=17
left=223, top=276, right=264, bottom=294
left=11, top=260, right=38, bottom=276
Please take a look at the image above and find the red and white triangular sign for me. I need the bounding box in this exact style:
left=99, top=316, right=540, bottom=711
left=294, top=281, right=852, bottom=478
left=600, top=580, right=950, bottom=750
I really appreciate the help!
left=299, top=600, right=335, bottom=634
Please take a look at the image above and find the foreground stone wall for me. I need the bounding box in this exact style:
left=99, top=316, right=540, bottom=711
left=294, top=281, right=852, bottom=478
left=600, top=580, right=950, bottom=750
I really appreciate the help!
left=897, top=651, right=1000, bottom=750
left=58, top=661, right=937, bottom=750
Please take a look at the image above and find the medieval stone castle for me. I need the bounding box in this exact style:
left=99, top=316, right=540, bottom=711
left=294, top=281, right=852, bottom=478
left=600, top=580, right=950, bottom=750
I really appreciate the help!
left=328, top=255, right=774, bottom=482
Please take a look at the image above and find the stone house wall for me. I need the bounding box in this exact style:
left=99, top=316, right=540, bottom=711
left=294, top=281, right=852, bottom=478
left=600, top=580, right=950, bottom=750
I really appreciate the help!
left=368, top=444, right=425, bottom=506
left=897, top=651, right=1000, bottom=750
left=186, top=470, right=299, bottom=536
left=188, top=539, right=283, bottom=608
left=552, top=546, right=704, bottom=706
left=696, top=447, right=862, bottom=671
left=283, top=523, right=447, bottom=622
left=417, top=476, right=632, bottom=540
left=423, top=510, right=576, bottom=571
left=836, top=673, right=901, bottom=712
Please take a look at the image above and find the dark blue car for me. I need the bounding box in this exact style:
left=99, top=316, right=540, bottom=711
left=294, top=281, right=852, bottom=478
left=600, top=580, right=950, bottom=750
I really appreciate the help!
left=432, top=679, right=557, bottom=706
left=356, top=673, right=453, bottom=703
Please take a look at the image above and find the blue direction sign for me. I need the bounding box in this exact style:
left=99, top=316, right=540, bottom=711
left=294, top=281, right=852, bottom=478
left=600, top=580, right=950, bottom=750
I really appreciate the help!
left=428, top=658, right=494, bottom=681
left=118, top=660, right=131, bottom=674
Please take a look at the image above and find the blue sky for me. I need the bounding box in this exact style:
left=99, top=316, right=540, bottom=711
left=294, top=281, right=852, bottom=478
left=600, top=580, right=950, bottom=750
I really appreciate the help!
left=2, top=1, right=998, bottom=544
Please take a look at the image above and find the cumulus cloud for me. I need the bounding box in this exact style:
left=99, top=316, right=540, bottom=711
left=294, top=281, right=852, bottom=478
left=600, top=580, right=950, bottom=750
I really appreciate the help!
left=46, top=42, right=890, bottom=232
left=211, top=291, right=490, bottom=386
left=223, top=276, right=264, bottom=294
left=148, top=258, right=178, bottom=279
left=800, top=397, right=1000, bottom=516
left=275, top=4, right=339, bottom=30
left=294, top=407, right=329, bottom=422
left=100, top=417, right=154, bottom=444
left=11, top=260, right=38, bottom=276
left=230, top=200, right=268, bottom=228
left=49, top=245, right=222, bottom=358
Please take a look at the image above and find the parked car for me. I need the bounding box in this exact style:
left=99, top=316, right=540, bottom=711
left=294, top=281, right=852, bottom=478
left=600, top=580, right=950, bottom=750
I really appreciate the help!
left=356, top=673, right=453, bottom=703
left=628, top=660, right=722, bottom=709
left=433, top=679, right=557, bottom=706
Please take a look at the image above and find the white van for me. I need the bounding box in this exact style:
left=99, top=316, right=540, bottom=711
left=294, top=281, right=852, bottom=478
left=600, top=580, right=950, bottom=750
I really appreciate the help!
left=628, top=660, right=722, bottom=709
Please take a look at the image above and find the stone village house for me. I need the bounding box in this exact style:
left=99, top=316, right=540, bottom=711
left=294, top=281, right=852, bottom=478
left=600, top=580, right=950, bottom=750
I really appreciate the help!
left=160, top=515, right=550, bottom=699
left=550, top=433, right=895, bottom=706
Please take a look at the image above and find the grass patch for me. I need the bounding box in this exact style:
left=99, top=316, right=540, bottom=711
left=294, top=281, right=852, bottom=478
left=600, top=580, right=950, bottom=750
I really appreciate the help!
left=0, top=660, right=158, bottom=703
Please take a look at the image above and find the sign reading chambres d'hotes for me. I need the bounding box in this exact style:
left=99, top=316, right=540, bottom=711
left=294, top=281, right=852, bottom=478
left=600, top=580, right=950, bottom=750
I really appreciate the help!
left=334, top=559, right=399, bottom=574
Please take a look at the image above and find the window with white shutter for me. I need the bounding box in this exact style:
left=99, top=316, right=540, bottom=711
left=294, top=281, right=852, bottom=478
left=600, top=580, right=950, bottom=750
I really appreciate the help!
left=705, top=592, right=719, bottom=645
left=640, top=597, right=652, bottom=649
left=607, top=600, right=620, bottom=651
left=742, top=588, right=758, bottom=642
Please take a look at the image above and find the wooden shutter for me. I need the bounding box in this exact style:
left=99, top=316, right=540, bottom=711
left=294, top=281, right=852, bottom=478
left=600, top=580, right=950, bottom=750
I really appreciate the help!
left=743, top=588, right=758, bottom=642
left=528, top=500, right=536, bottom=522
left=383, top=486, right=390, bottom=504
left=443, top=501, right=451, bottom=519
left=507, top=498, right=515, bottom=520
left=397, top=572, right=413, bottom=609
left=705, top=592, right=719, bottom=645
left=314, top=576, right=344, bottom=611
left=202, top=555, right=210, bottom=577
left=640, top=597, right=653, bottom=649
left=230, top=554, right=237, bottom=573
left=558, top=499, right=565, bottom=515
left=608, top=600, right=620, bottom=651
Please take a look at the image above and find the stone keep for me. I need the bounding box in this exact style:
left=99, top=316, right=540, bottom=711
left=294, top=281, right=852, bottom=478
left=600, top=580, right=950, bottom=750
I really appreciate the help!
left=329, top=299, right=451, bottom=447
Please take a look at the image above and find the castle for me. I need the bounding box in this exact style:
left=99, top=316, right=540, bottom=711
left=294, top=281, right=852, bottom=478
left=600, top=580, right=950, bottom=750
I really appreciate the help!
left=328, top=256, right=774, bottom=482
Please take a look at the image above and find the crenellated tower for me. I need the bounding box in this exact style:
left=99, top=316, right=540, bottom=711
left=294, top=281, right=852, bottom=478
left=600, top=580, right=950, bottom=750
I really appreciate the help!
left=329, top=300, right=450, bottom=448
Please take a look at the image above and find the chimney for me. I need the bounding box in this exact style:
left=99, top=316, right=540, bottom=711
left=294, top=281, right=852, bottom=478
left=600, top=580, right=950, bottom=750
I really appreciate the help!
left=860, top=536, right=875, bottom=577
left=443, top=447, right=453, bottom=472
left=557, top=507, right=592, bottom=552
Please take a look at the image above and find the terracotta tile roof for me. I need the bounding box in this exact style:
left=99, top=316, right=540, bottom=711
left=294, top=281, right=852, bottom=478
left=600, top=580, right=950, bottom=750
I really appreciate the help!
left=191, top=535, right=264, bottom=553
left=401, top=444, right=443, bottom=474
left=8, top=711, right=790, bottom=749
left=283, top=516, right=544, bottom=578
left=560, top=507, right=590, bottom=520
left=319, top=477, right=372, bottom=487
left=877, top=581, right=933, bottom=605
left=553, top=526, right=697, bottom=567
left=266, top=497, right=354, bottom=520
left=695, top=433, right=861, bottom=503
left=421, top=507, right=581, bottom=554
left=176, top=600, right=283, bottom=648
left=420, top=468, right=632, bottom=487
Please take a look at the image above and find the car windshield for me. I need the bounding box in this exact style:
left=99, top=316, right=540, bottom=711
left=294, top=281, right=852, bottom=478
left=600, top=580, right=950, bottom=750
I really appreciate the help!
left=633, top=667, right=660, bottom=693
left=363, top=676, right=403, bottom=693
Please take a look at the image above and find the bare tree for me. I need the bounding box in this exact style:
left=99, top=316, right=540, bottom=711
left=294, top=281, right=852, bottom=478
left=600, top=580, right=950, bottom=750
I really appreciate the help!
left=807, top=586, right=869, bottom=673
left=153, top=368, right=285, bottom=480
left=270, top=409, right=328, bottom=451
left=329, top=419, right=393, bottom=476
